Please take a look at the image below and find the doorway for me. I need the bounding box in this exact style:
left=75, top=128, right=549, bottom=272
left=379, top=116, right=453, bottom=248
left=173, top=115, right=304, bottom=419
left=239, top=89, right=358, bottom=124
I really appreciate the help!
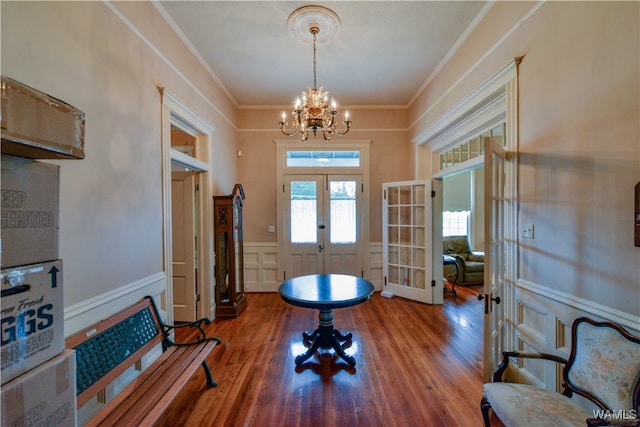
left=160, top=88, right=215, bottom=324
left=283, top=174, right=363, bottom=278
left=275, top=140, right=371, bottom=281
left=171, top=169, right=198, bottom=322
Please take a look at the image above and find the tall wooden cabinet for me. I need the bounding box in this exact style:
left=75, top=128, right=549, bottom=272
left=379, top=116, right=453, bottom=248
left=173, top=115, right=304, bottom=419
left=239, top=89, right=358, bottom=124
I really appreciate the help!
left=214, top=184, right=247, bottom=317
left=382, top=180, right=443, bottom=304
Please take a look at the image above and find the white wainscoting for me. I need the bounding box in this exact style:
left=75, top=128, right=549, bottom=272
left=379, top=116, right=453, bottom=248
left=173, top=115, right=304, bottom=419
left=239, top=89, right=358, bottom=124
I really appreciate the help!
left=243, top=242, right=385, bottom=292
left=64, top=272, right=167, bottom=336
left=368, top=243, right=383, bottom=290
left=507, top=279, right=640, bottom=407
left=243, top=242, right=280, bottom=292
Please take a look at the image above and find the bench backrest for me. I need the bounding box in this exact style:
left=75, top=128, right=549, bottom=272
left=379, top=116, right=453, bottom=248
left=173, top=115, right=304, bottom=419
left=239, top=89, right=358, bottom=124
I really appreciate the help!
left=65, top=297, right=165, bottom=407
left=565, top=317, right=640, bottom=412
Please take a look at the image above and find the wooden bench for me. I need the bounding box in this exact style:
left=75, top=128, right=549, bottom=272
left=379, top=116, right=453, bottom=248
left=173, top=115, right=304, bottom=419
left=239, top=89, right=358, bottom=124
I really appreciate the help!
left=65, top=296, right=221, bottom=426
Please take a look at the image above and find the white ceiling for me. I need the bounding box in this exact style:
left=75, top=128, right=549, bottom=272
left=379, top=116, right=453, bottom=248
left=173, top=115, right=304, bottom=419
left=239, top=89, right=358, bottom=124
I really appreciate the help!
left=155, top=1, right=490, bottom=107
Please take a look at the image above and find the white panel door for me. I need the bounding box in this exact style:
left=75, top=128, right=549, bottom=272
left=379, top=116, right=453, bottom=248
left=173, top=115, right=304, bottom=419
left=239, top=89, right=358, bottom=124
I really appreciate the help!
left=171, top=171, right=197, bottom=322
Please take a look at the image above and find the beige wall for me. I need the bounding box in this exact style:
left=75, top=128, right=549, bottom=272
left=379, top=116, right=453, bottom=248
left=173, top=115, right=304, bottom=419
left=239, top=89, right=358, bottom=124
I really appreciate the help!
left=237, top=107, right=411, bottom=243
left=410, top=1, right=639, bottom=316
left=3, top=1, right=637, bottom=320
left=1, top=2, right=238, bottom=307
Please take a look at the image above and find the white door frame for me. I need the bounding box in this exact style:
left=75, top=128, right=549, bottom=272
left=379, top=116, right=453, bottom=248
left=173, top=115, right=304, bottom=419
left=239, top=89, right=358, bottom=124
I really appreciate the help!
left=418, top=59, right=520, bottom=381
left=160, top=88, right=215, bottom=323
left=275, top=140, right=371, bottom=281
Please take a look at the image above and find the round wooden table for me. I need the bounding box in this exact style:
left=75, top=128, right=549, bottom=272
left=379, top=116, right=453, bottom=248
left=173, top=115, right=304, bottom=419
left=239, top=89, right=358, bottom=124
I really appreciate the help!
left=278, top=274, right=375, bottom=367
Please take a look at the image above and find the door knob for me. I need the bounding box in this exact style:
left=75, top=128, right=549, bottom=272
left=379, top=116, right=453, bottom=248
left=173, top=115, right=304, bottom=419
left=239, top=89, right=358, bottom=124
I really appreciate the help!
left=478, top=293, right=500, bottom=314
left=318, top=244, right=323, bottom=252
left=477, top=293, right=500, bottom=304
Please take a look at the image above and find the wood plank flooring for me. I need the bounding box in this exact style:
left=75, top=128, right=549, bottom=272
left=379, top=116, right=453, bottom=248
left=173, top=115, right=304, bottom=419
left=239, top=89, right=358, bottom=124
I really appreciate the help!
left=158, top=284, right=494, bottom=427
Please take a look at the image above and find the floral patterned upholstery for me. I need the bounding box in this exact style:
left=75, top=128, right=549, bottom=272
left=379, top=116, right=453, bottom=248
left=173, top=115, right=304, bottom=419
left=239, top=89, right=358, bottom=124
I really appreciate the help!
left=481, top=317, right=640, bottom=427
left=483, top=382, right=590, bottom=427
left=567, top=321, right=640, bottom=411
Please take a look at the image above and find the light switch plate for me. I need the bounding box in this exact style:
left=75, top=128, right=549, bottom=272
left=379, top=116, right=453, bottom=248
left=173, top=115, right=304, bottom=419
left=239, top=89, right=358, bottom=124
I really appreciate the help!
left=523, top=223, right=534, bottom=239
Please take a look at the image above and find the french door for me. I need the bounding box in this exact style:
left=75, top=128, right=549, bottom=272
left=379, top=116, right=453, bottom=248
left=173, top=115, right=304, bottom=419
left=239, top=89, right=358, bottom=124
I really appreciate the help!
left=382, top=180, right=443, bottom=304
left=283, top=174, right=363, bottom=278
left=482, top=138, right=512, bottom=381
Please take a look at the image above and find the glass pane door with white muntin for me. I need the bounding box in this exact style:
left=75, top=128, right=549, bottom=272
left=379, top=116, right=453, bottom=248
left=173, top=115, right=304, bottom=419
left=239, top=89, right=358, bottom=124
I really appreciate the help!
left=284, top=175, right=363, bottom=279
left=382, top=180, right=443, bottom=304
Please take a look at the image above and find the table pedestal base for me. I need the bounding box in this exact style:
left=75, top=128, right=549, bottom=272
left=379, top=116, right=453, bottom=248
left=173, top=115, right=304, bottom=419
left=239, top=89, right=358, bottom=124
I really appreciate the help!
left=443, top=255, right=459, bottom=297
left=295, top=309, right=356, bottom=367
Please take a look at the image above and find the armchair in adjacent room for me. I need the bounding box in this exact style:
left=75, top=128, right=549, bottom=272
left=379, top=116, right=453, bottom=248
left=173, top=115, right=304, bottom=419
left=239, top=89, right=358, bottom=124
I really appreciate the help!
left=442, top=235, right=484, bottom=285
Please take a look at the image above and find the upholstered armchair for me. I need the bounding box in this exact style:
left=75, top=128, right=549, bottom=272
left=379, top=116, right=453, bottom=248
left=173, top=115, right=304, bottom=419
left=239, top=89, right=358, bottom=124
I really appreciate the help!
left=481, top=317, right=640, bottom=427
left=442, top=235, right=484, bottom=285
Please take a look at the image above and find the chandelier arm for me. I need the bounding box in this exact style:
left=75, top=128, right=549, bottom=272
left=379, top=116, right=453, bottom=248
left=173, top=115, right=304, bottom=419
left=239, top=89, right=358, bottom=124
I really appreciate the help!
left=279, top=120, right=299, bottom=137
left=280, top=128, right=298, bottom=137
left=332, top=121, right=352, bottom=136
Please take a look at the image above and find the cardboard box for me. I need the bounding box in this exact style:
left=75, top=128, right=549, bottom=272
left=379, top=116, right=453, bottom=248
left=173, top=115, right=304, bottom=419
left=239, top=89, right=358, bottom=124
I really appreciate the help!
left=1, top=76, right=85, bottom=159
left=1, top=260, right=64, bottom=384
left=1, top=350, right=76, bottom=427
left=1, top=154, right=59, bottom=268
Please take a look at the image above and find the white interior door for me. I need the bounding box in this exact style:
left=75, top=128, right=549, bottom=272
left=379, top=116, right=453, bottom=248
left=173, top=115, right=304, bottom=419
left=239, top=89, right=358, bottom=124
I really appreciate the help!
left=482, top=138, right=508, bottom=381
left=171, top=171, right=197, bottom=322
left=382, top=180, right=442, bottom=304
left=283, top=174, right=363, bottom=279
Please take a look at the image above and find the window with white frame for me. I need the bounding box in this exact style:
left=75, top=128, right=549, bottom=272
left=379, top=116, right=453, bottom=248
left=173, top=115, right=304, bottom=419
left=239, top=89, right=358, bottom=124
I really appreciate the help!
left=443, top=210, right=469, bottom=236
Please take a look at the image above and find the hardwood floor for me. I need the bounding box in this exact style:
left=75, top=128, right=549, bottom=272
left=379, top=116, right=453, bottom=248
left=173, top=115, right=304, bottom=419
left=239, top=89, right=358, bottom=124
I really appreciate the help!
left=159, top=284, right=493, bottom=427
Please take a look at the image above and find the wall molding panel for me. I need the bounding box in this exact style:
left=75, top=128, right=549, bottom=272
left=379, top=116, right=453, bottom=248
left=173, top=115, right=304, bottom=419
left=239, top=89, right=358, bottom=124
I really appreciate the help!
left=243, top=242, right=385, bottom=292
left=368, top=243, right=383, bottom=290
left=516, top=279, right=640, bottom=332
left=507, top=278, right=640, bottom=406
left=244, top=243, right=280, bottom=292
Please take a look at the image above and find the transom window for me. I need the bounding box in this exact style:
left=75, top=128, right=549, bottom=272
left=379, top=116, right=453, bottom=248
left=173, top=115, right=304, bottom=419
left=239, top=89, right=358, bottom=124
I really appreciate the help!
left=439, top=124, right=505, bottom=170
left=286, top=150, right=360, bottom=167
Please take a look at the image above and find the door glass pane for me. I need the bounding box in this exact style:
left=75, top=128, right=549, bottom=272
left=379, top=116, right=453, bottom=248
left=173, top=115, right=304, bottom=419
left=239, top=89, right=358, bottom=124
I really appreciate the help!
left=171, top=125, right=196, bottom=158
left=290, top=181, right=317, bottom=244
left=286, top=150, right=360, bottom=167
left=329, top=180, right=356, bottom=244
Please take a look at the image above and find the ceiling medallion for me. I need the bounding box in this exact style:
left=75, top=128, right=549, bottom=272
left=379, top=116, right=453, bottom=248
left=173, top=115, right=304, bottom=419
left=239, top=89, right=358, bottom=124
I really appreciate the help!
left=279, top=5, right=351, bottom=142
left=287, top=5, right=341, bottom=45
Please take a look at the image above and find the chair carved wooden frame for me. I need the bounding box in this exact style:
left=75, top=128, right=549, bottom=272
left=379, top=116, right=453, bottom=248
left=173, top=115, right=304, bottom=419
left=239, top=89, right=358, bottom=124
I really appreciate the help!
left=481, top=317, right=640, bottom=427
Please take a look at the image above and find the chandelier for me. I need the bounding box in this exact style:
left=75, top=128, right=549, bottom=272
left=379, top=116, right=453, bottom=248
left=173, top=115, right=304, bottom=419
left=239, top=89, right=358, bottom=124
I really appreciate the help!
left=279, top=6, right=351, bottom=142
